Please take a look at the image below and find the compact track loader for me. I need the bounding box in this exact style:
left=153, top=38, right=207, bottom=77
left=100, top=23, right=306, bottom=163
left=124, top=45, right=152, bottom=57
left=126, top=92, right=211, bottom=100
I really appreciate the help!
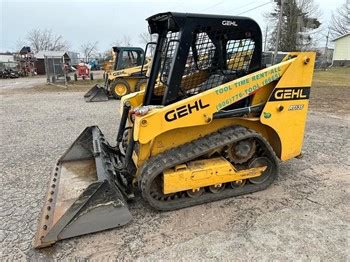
left=84, top=46, right=150, bottom=102
left=34, top=12, right=315, bottom=248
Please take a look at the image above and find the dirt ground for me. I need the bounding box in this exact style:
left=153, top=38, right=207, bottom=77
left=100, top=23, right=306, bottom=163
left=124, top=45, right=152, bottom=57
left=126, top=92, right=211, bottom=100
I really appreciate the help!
left=0, top=76, right=47, bottom=89
left=0, top=70, right=104, bottom=90
left=1, top=73, right=349, bottom=260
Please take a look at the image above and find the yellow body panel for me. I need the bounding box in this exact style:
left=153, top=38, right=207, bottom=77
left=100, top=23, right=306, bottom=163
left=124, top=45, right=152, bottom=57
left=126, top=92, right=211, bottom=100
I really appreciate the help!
left=261, top=52, right=315, bottom=160
left=122, top=52, right=315, bottom=169
left=107, top=59, right=151, bottom=82
left=102, top=49, right=116, bottom=73
left=120, top=92, right=145, bottom=112
left=103, top=60, right=114, bottom=72
left=106, top=59, right=151, bottom=95
left=133, top=60, right=291, bottom=144
left=163, top=157, right=266, bottom=194
left=133, top=118, right=278, bottom=169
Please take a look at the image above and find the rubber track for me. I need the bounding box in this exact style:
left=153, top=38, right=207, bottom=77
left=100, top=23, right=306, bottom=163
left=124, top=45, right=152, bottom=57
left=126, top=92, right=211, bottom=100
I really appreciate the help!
left=139, top=125, right=280, bottom=211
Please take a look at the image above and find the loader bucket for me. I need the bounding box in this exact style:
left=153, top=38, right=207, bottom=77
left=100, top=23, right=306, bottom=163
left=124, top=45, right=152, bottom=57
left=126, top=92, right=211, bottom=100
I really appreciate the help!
left=84, top=84, right=109, bottom=102
left=33, top=126, right=132, bottom=248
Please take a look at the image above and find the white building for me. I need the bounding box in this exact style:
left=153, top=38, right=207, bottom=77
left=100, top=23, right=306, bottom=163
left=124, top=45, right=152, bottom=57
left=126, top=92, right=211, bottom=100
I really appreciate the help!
left=0, top=53, right=15, bottom=63
left=332, top=33, right=350, bottom=66
left=0, top=53, right=17, bottom=70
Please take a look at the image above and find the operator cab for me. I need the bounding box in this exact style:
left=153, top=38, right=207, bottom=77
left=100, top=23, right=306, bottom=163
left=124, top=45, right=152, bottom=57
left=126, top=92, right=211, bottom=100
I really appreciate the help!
left=143, top=12, right=262, bottom=107
left=113, top=47, right=145, bottom=71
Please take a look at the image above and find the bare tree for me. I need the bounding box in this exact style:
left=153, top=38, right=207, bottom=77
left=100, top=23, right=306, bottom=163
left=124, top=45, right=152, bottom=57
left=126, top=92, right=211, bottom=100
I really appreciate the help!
left=266, top=0, right=321, bottom=51
left=330, top=1, right=350, bottom=38
left=110, top=35, right=132, bottom=47
left=15, top=38, right=26, bottom=51
left=97, top=49, right=114, bottom=64
left=111, top=40, right=122, bottom=47
left=26, top=29, right=69, bottom=53
left=139, top=32, right=152, bottom=45
left=139, top=32, right=157, bottom=55
left=80, top=41, right=98, bottom=62
left=122, top=35, right=132, bottom=46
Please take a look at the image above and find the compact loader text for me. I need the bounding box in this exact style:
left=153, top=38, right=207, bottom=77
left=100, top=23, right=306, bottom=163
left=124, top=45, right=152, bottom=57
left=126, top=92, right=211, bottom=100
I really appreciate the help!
left=34, top=12, right=316, bottom=248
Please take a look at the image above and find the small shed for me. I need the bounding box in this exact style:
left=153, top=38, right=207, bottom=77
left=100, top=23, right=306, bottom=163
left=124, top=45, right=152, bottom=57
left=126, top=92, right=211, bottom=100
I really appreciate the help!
left=35, top=51, right=70, bottom=75
left=332, top=33, right=350, bottom=67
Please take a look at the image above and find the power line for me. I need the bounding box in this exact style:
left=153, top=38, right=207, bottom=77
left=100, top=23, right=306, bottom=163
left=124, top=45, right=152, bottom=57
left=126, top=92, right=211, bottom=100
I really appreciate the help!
left=236, top=1, right=271, bottom=16
left=228, top=0, right=263, bottom=13
left=200, top=0, right=226, bottom=12
left=201, top=0, right=271, bottom=15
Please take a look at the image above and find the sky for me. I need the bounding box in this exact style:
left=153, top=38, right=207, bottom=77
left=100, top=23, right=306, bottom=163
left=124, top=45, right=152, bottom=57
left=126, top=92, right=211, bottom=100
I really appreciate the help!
left=0, top=0, right=345, bottom=53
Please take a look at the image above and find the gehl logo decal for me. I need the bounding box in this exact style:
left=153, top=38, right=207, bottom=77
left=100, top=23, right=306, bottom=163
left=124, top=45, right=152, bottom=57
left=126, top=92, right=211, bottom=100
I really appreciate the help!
left=270, top=87, right=310, bottom=101
left=222, top=20, right=237, bottom=26
left=165, top=99, right=209, bottom=122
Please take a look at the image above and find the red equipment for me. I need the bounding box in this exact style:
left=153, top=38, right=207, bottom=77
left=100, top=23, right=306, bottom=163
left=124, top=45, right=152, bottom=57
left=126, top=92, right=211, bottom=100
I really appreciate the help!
left=74, top=64, right=93, bottom=80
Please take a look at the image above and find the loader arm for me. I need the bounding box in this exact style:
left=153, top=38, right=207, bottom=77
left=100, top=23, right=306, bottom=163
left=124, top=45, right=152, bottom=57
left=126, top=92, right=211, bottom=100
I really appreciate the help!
left=133, top=56, right=298, bottom=144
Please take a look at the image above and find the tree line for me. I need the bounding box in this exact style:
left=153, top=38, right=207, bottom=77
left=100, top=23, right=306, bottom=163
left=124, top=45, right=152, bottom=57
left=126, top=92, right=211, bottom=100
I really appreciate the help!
left=266, top=0, right=349, bottom=52
left=17, top=30, right=151, bottom=62
left=16, top=0, right=349, bottom=57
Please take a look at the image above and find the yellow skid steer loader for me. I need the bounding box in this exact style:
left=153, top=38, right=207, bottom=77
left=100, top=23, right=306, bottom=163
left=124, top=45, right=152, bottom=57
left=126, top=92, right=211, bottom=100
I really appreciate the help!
left=84, top=46, right=150, bottom=102
left=34, top=12, right=315, bottom=248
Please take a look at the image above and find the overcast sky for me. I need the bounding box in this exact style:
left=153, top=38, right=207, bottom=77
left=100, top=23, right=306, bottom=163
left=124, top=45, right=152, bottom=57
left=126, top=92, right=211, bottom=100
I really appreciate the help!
left=1, top=0, right=344, bottom=53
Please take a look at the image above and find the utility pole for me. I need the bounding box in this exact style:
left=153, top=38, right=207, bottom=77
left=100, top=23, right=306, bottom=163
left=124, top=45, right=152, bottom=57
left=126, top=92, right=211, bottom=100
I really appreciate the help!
left=323, top=28, right=330, bottom=69
left=273, top=0, right=284, bottom=64
left=264, top=25, right=268, bottom=52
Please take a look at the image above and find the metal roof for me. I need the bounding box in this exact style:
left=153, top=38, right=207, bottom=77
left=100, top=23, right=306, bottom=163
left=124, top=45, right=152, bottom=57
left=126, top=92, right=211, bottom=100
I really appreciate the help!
left=332, top=33, right=350, bottom=42
left=35, top=50, right=69, bottom=59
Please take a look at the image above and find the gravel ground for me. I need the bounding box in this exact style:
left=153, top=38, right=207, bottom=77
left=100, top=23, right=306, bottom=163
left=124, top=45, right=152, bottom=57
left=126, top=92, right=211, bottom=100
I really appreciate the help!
left=0, top=70, right=104, bottom=90
left=1, top=87, right=349, bottom=261
left=0, top=76, right=47, bottom=89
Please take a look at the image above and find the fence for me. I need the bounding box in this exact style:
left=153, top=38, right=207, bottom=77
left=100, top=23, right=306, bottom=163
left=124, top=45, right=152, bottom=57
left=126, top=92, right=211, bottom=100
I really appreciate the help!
left=262, top=51, right=288, bottom=66
left=44, top=55, right=69, bottom=85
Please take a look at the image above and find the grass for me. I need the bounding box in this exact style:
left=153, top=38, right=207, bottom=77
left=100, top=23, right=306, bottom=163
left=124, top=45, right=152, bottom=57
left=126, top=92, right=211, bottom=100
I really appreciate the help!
left=313, top=67, right=350, bottom=88
left=30, top=67, right=350, bottom=90
left=2, top=67, right=348, bottom=95
left=34, top=79, right=104, bottom=92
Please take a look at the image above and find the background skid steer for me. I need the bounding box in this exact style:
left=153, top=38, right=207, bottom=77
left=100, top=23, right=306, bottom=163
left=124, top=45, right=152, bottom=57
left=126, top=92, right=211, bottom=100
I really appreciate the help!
left=34, top=12, right=315, bottom=248
left=84, top=46, right=149, bottom=102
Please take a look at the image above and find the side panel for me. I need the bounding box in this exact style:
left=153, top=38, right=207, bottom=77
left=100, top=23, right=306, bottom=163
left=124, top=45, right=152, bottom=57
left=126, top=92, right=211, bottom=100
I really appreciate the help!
left=260, top=52, right=315, bottom=161
left=107, top=60, right=151, bottom=81
left=134, top=60, right=293, bottom=144
left=133, top=118, right=281, bottom=169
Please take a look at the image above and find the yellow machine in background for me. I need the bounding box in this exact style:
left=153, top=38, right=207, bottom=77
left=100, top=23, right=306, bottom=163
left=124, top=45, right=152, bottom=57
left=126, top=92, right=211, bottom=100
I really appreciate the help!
left=34, top=12, right=315, bottom=248
left=84, top=46, right=150, bottom=102
left=101, top=49, right=116, bottom=73
left=106, top=59, right=151, bottom=98
left=102, top=61, right=113, bottom=73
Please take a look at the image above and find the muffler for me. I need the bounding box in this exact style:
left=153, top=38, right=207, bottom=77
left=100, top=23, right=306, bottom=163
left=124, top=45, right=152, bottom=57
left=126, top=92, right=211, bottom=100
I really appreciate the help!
left=33, top=126, right=132, bottom=248
left=84, top=84, right=109, bottom=102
